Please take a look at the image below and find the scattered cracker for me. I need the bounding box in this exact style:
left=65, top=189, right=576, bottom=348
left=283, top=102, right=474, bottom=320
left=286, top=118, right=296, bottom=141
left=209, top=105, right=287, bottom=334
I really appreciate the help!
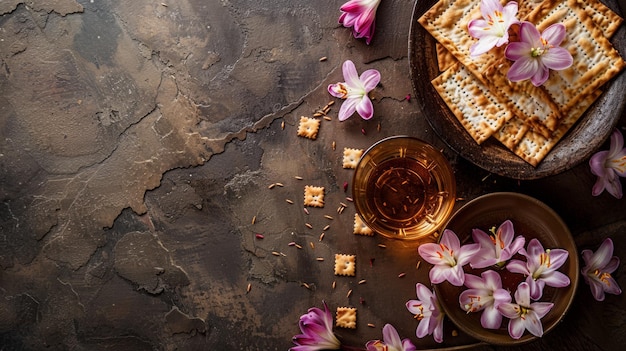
left=353, top=214, right=374, bottom=236
left=297, top=116, right=321, bottom=140
left=336, top=307, right=357, bottom=329
left=334, top=254, right=356, bottom=276
left=304, top=185, right=325, bottom=208
left=342, top=148, right=364, bottom=169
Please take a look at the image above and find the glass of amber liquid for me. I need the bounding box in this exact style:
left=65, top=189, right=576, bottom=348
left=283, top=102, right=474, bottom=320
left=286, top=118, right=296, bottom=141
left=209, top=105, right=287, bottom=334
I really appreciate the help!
left=352, top=136, right=456, bottom=240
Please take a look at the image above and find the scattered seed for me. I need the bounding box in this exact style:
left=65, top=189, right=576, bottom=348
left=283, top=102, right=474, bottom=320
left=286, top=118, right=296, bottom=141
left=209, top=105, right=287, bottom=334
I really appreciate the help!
left=345, top=197, right=354, bottom=202
left=358, top=279, right=366, bottom=285
left=309, top=242, right=315, bottom=249
left=251, top=215, right=256, bottom=224
left=255, top=233, right=264, bottom=239
left=323, top=106, right=331, bottom=114
left=294, top=176, right=303, bottom=180
left=272, top=251, right=280, bottom=256
left=303, top=207, right=309, bottom=215
left=247, top=283, right=251, bottom=293
left=323, top=224, right=330, bottom=231
left=295, top=243, right=303, bottom=249
left=378, top=244, right=387, bottom=248
left=332, top=281, right=336, bottom=289
left=398, top=272, right=406, bottom=278
left=268, top=183, right=276, bottom=189
left=482, top=173, right=491, bottom=182
left=313, top=112, right=323, bottom=117
left=305, top=223, right=313, bottom=229
left=285, top=199, right=294, bottom=204
left=416, top=260, right=421, bottom=269
left=340, top=202, right=348, bottom=208
left=361, top=128, right=366, bottom=135
left=316, top=257, right=324, bottom=261
left=332, top=141, right=336, bottom=150
left=302, top=282, right=311, bottom=289
left=319, top=56, right=328, bottom=62
left=377, top=122, right=381, bottom=132
left=336, top=206, right=345, bottom=214
left=319, top=233, right=325, bottom=241
left=367, top=323, right=376, bottom=328
left=347, top=289, right=352, bottom=298
left=452, top=330, right=459, bottom=337
left=275, top=182, right=284, bottom=187
left=456, top=197, right=465, bottom=201
left=288, top=241, right=296, bottom=246
left=323, top=116, right=332, bottom=121
left=160, top=2, right=168, bottom=7
left=281, top=120, right=285, bottom=130
left=324, top=215, right=334, bottom=220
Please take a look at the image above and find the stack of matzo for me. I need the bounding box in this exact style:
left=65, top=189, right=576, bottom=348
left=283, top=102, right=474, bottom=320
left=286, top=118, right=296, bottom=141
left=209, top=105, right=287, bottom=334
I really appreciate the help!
left=419, top=0, right=625, bottom=166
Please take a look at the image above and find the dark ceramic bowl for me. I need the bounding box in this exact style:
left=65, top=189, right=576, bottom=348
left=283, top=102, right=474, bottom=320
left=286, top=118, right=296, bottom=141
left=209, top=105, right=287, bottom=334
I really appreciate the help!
left=434, top=192, right=579, bottom=345
left=409, top=0, right=626, bottom=179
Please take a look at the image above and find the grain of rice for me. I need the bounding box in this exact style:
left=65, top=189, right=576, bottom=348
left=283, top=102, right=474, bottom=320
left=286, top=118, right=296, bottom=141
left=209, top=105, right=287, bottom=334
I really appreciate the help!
left=367, top=323, right=375, bottom=328
left=247, top=283, right=251, bottom=293
left=358, top=279, right=366, bottom=284
left=378, top=244, right=387, bottom=248
left=316, top=257, right=324, bottom=261
left=319, top=56, right=328, bottom=62
left=285, top=199, right=294, bottom=204
left=347, top=289, right=352, bottom=298
left=398, top=272, right=406, bottom=278
left=319, top=233, right=325, bottom=241
left=324, top=215, right=333, bottom=220
left=305, top=223, right=313, bottom=229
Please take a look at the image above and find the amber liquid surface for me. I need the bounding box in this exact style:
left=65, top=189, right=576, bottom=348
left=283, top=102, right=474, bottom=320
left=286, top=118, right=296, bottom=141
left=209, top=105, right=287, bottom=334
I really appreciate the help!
left=365, top=157, right=440, bottom=228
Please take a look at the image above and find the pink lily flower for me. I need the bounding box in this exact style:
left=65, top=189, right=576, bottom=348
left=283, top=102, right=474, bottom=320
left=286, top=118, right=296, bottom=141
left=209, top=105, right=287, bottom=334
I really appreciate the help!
left=406, top=283, right=444, bottom=343
left=291, top=301, right=341, bottom=351
left=470, top=220, right=526, bottom=269
left=328, top=60, right=381, bottom=121
left=339, top=0, right=382, bottom=45
left=506, top=238, right=571, bottom=300
left=365, top=323, right=416, bottom=351
left=459, top=270, right=512, bottom=329
left=581, top=238, right=622, bottom=301
left=505, top=21, right=573, bottom=86
left=589, top=129, right=626, bottom=199
left=468, top=0, right=519, bottom=57
left=418, top=229, right=480, bottom=286
left=497, top=282, right=554, bottom=339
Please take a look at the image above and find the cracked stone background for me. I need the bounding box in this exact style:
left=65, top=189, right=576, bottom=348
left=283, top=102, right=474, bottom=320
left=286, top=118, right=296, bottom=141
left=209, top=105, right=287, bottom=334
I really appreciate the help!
left=0, top=0, right=625, bottom=350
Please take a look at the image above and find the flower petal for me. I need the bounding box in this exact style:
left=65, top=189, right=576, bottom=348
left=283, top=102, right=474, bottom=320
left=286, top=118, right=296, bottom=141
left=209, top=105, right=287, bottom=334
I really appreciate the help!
left=507, top=56, right=540, bottom=82
left=530, top=64, right=550, bottom=86
left=584, top=238, right=615, bottom=271
left=542, top=47, right=573, bottom=70
left=481, top=305, right=504, bottom=329
left=355, top=95, right=374, bottom=120
left=337, top=95, right=359, bottom=121
left=518, top=21, right=541, bottom=47
left=508, top=317, right=526, bottom=339
left=541, top=23, right=567, bottom=46
left=360, top=69, right=381, bottom=91
left=342, top=60, right=361, bottom=88
left=506, top=259, right=530, bottom=275
left=497, top=303, right=520, bottom=319
left=531, top=302, right=554, bottom=319
left=523, top=311, right=545, bottom=337
left=589, top=150, right=610, bottom=177
left=542, top=271, right=571, bottom=288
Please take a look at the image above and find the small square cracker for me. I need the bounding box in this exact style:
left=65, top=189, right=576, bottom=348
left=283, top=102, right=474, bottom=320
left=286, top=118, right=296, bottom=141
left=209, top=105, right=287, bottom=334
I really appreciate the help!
left=334, top=254, right=356, bottom=276
left=342, top=148, right=364, bottom=169
left=336, top=307, right=357, bottom=329
left=297, top=116, right=321, bottom=140
left=304, top=185, right=325, bottom=207
left=353, top=214, right=374, bottom=236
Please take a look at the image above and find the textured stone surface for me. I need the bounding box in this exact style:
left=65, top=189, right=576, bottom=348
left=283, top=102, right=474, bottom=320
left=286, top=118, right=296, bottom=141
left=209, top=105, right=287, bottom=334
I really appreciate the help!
left=1, top=0, right=625, bottom=350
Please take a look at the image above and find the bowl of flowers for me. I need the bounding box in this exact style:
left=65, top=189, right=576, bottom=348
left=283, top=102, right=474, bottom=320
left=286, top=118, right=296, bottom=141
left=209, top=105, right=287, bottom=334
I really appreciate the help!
left=423, top=192, right=579, bottom=345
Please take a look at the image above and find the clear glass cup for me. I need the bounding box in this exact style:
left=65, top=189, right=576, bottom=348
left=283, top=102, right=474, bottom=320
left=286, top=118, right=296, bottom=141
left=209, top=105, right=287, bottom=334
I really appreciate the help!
left=352, top=136, right=456, bottom=240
